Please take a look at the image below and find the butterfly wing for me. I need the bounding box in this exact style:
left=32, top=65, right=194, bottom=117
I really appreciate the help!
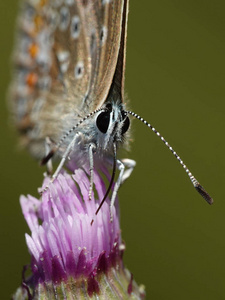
left=10, top=0, right=128, bottom=158
left=83, top=0, right=129, bottom=110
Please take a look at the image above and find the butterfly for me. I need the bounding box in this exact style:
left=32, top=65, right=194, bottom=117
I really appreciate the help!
left=10, top=0, right=213, bottom=218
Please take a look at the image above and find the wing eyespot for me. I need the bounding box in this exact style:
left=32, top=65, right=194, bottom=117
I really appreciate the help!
left=71, top=15, right=80, bottom=39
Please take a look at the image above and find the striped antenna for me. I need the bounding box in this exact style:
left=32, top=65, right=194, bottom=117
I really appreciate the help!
left=41, top=107, right=106, bottom=165
left=126, top=111, right=213, bottom=205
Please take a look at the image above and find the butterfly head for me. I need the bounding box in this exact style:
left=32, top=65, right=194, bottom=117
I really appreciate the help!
left=96, top=102, right=130, bottom=151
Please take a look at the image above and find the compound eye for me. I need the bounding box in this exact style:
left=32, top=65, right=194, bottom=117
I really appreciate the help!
left=96, top=111, right=110, bottom=134
left=121, top=115, right=130, bottom=134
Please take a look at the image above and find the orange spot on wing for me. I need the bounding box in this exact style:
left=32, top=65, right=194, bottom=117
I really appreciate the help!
left=39, top=0, right=48, bottom=7
left=28, top=43, right=39, bottom=58
left=34, top=15, right=44, bottom=31
left=26, top=72, right=38, bottom=88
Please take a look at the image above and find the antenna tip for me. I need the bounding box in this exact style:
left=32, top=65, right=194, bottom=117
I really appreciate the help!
left=194, top=183, right=213, bottom=205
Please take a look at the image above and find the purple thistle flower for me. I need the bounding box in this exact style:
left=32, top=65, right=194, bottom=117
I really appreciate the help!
left=13, top=168, right=145, bottom=299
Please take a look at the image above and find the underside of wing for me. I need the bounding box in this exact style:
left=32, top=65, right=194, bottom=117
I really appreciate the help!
left=10, top=0, right=128, bottom=158
left=84, top=0, right=128, bottom=111
left=10, top=0, right=93, bottom=157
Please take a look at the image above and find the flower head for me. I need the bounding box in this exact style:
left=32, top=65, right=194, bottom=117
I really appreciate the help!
left=14, top=168, right=145, bottom=299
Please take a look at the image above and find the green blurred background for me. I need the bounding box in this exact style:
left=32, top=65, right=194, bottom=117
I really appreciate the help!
left=0, top=0, right=224, bottom=299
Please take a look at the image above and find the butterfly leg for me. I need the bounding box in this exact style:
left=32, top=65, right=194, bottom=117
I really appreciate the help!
left=120, top=158, right=136, bottom=184
left=44, top=137, right=53, bottom=175
left=88, top=143, right=96, bottom=200
left=40, top=135, right=77, bottom=193
left=110, top=158, right=136, bottom=221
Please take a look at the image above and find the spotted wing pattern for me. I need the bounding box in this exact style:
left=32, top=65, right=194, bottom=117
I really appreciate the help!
left=10, top=0, right=127, bottom=159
